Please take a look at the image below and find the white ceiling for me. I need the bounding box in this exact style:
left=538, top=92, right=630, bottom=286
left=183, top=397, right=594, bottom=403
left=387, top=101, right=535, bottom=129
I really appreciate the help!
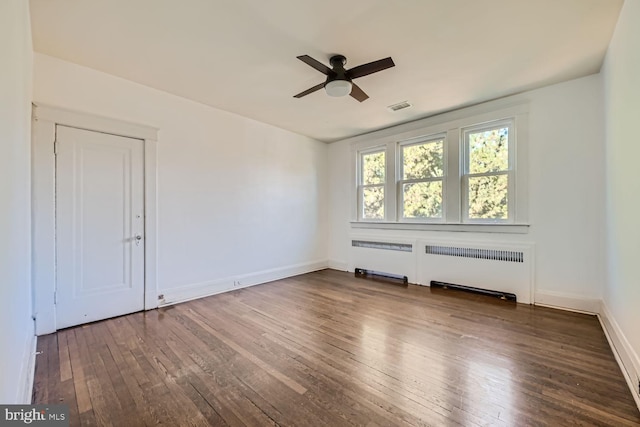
left=29, top=0, right=622, bottom=142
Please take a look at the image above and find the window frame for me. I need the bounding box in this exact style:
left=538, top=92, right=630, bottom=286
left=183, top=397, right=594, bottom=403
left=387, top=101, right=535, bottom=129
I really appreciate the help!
left=461, top=119, right=515, bottom=224
left=397, top=134, right=447, bottom=223
left=349, top=102, right=529, bottom=232
left=357, top=146, right=387, bottom=221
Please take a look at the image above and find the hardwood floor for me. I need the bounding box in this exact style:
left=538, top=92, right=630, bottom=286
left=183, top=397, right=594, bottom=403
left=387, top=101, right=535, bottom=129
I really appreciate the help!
left=33, top=269, right=640, bottom=426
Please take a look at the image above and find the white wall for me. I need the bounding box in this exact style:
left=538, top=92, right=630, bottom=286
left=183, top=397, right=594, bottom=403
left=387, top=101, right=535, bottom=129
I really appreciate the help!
left=0, top=0, right=35, bottom=403
left=329, top=74, right=605, bottom=312
left=602, top=0, right=640, bottom=402
left=33, top=53, right=328, bottom=307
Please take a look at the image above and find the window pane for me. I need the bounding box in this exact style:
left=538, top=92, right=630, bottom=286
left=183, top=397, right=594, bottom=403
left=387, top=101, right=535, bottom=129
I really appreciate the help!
left=362, top=151, right=385, bottom=185
left=468, top=127, right=508, bottom=174
left=403, top=181, right=442, bottom=219
left=468, top=175, right=508, bottom=219
left=363, top=186, right=384, bottom=219
left=402, top=140, right=443, bottom=179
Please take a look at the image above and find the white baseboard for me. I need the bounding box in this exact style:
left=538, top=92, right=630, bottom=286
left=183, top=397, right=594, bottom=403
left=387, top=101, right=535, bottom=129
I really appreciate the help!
left=598, top=301, right=640, bottom=410
left=15, top=325, right=37, bottom=404
left=159, top=259, right=328, bottom=306
left=328, top=260, right=348, bottom=271
left=534, top=290, right=600, bottom=314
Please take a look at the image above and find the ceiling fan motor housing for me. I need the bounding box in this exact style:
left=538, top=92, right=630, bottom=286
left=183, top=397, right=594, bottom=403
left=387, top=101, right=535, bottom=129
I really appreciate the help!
left=327, top=55, right=350, bottom=83
left=329, top=54, right=347, bottom=68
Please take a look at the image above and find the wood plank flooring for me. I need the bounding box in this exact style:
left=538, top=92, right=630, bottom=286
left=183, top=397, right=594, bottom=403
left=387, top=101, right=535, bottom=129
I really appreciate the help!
left=33, top=269, right=640, bottom=426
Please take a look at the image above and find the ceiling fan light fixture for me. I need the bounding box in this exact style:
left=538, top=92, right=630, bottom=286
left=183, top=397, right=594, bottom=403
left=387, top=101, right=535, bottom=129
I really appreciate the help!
left=325, top=79, right=352, bottom=97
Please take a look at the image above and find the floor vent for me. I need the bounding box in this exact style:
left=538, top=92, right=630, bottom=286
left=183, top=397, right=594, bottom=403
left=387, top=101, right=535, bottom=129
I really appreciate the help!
left=352, top=240, right=412, bottom=252
left=355, top=268, right=408, bottom=286
left=431, top=280, right=517, bottom=302
left=425, top=245, right=523, bottom=263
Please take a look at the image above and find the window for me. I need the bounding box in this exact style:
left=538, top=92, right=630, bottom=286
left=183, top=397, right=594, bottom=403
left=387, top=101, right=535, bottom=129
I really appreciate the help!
left=463, top=121, right=514, bottom=222
left=399, top=137, right=445, bottom=221
left=359, top=149, right=385, bottom=220
left=351, top=103, right=528, bottom=229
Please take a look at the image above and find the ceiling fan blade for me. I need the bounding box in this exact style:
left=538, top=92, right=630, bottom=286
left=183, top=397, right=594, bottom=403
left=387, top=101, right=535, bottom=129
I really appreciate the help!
left=348, top=57, right=395, bottom=80
left=293, top=82, right=325, bottom=98
left=297, top=55, right=332, bottom=75
left=350, top=82, right=369, bottom=102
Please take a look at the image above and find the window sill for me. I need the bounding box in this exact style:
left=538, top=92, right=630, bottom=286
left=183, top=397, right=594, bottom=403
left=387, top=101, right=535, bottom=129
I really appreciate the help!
left=350, top=221, right=530, bottom=234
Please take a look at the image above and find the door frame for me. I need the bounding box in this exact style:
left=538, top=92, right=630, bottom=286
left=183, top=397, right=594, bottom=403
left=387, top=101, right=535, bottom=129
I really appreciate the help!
left=32, top=103, right=159, bottom=335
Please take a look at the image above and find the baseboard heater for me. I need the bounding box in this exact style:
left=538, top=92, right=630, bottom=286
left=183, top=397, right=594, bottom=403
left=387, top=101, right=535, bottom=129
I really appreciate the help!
left=355, top=268, right=408, bottom=286
left=430, top=280, right=517, bottom=302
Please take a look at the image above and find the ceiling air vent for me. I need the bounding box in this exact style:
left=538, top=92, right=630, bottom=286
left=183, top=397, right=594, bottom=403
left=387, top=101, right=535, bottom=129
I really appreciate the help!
left=387, top=101, right=412, bottom=112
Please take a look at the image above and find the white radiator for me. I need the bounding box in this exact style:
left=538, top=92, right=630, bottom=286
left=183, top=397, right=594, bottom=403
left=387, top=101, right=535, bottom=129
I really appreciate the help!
left=419, top=239, right=534, bottom=303
left=348, top=236, right=417, bottom=282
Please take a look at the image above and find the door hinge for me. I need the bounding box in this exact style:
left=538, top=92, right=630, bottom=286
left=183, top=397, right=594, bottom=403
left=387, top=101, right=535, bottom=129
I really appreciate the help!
left=53, top=141, right=58, bottom=155
left=53, top=291, right=57, bottom=304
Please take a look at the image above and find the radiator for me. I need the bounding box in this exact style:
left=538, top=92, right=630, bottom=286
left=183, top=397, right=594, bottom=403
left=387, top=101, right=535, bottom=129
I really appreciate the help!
left=349, top=237, right=416, bottom=282
left=419, top=239, right=534, bottom=304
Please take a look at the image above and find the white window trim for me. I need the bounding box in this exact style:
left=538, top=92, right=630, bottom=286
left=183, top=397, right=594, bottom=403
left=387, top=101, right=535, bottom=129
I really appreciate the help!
left=350, top=221, right=529, bottom=234
left=462, top=119, right=515, bottom=224
left=349, top=101, right=529, bottom=233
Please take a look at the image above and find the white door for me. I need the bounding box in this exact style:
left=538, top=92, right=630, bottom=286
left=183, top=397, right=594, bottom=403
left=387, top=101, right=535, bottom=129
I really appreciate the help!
left=55, top=125, right=145, bottom=329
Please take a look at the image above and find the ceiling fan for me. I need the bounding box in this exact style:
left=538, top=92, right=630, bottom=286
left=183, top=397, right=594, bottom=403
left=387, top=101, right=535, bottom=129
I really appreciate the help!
left=294, top=54, right=395, bottom=102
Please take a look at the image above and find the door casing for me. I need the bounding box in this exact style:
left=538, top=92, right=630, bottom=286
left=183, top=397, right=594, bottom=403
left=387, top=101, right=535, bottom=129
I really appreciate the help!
left=31, top=103, right=159, bottom=335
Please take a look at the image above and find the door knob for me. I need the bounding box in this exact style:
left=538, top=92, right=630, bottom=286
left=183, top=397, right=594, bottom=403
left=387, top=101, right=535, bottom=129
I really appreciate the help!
left=134, top=234, right=143, bottom=246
